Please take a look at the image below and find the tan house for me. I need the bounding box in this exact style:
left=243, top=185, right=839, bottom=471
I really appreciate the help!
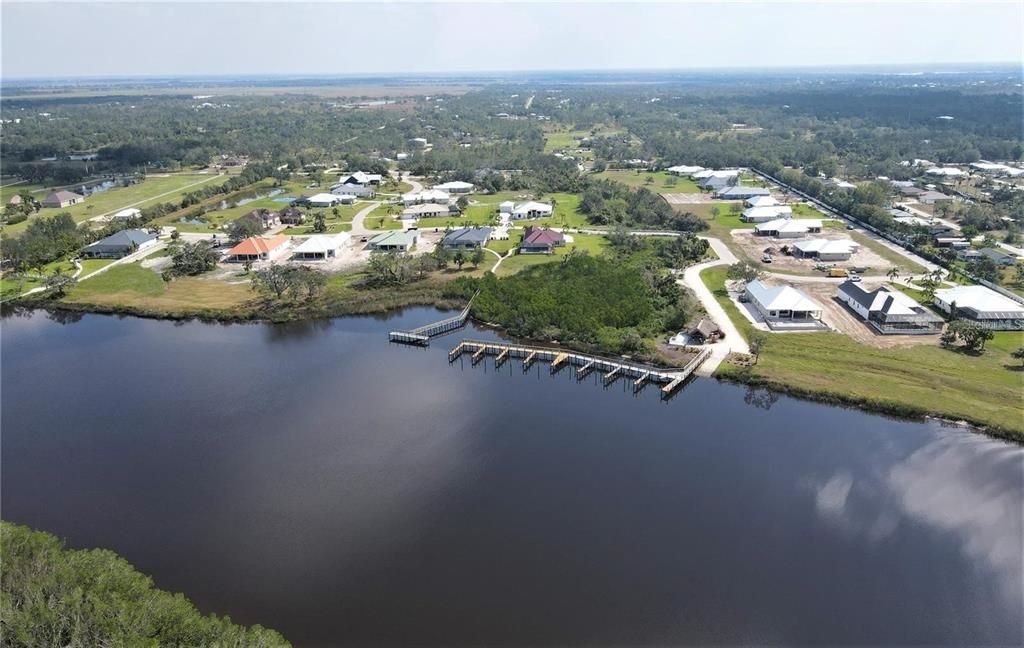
left=41, top=190, right=84, bottom=208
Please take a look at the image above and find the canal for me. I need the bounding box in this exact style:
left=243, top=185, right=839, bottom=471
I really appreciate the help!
left=2, top=308, right=1021, bottom=646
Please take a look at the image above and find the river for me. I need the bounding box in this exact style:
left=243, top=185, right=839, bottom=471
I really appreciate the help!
left=2, top=308, right=1021, bottom=646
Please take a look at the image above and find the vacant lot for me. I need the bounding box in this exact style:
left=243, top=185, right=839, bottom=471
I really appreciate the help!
left=731, top=229, right=893, bottom=276
left=595, top=170, right=701, bottom=194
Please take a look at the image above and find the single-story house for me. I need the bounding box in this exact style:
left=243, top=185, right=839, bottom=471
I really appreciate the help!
left=933, top=285, right=1024, bottom=330
left=510, top=201, right=553, bottom=220
left=42, top=190, right=84, bottom=208
left=7, top=194, right=23, bottom=206
left=700, top=175, right=734, bottom=191
left=241, top=208, right=279, bottom=229
left=741, top=206, right=793, bottom=222
left=278, top=207, right=306, bottom=225
left=368, top=230, right=418, bottom=252
left=899, top=185, right=926, bottom=197
left=82, top=229, right=159, bottom=259
left=308, top=193, right=353, bottom=207
left=499, top=200, right=515, bottom=214
left=409, top=137, right=429, bottom=148
left=667, top=165, right=705, bottom=176
left=933, top=236, right=971, bottom=249
left=401, top=189, right=450, bottom=206
left=693, top=169, right=740, bottom=180
left=744, top=280, right=824, bottom=326
left=225, top=235, right=291, bottom=263
left=716, top=186, right=771, bottom=200
left=519, top=226, right=564, bottom=254
left=957, top=249, right=984, bottom=263
left=434, top=181, right=474, bottom=194
left=837, top=281, right=943, bottom=335
left=925, top=167, right=967, bottom=178
left=792, top=238, right=860, bottom=261
left=338, top=171, right=382, bottom=186
left=976, top=247, right=1018, bottom=266
left=112, top=207, right=142, bottom=221
left=893, top=215, right=932, bottom=227
left=689, top=317, right=722, bottom=343
left=292, top=233, right=351, bottom=260
left=329, top=182, right=373, bottom=197
left=401, top=202, right=454, bottom=219
left=754, top=218, right=821, bottom=238
left=745, top=195, right=779, bottom=208
left=829, top=178, right=857, bottom=190
left=442, top=227, right=492, bottom=250
left=917, top=190, right=953, bottom=205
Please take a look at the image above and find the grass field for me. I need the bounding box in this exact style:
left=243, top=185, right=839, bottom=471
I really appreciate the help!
left=364, top=204, right=403, bottom=230
left=0, top=182, right=46, bottom=203
left=594, top=170, right=702, bottom=194
left=4, top=174, right=232, bottom=235
left=64, top=263, right=252, bottom=310
left=701, top=265, right=1024, bottom=434
left=487, top=231, right=523, bottom=255
left=494, top=233, right=609, bottom=277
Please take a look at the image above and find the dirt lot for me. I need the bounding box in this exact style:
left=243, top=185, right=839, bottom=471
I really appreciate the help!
left=798, top=281, right=942, bottom=348
left=731, top=229, right=894, bottom=276
left=663, top=193, right=718, bottom=205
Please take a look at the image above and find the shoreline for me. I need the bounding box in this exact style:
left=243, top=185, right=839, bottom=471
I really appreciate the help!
left=4, top=294, right=1021, bottom=444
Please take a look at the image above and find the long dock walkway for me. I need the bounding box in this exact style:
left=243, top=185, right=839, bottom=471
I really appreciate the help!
left=388, top=292, right=478, bottom=346
left=449, top=339, right=712, bottom=397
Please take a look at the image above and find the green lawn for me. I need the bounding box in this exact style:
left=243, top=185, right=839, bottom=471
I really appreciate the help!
left=0, top=182, right=46, bottom=203
left=5, top=174, right=232, bottom=235
left=364, top=204, right=403, bottom=230
left=594, top=170, right=702, bottom=194
left=486, top=231, right=523, bottom=255
left=701, top=265, right=1024, bottom=434
left=494, top=233, right=609, bottom=277
left=79, top=258, right=117, bottom=275
left=66, top=263, right=166, bottom=299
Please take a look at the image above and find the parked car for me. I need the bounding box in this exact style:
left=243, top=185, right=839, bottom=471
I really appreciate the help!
left=849, top=274, right=862, bottom=282
left=761, top=254, right=773, bottom=263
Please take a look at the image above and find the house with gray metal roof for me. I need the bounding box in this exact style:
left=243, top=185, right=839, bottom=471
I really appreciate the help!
left=81, top=229, right=159, bottom=259
left=716, top=186, right=771, bottom=200
left=837, top=281, right=943, bottom=335
left=442, top=227, right=492, bottom=250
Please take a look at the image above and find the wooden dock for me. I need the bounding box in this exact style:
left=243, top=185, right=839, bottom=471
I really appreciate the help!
left=389, top=293, right=477, bottom=346
left=449, top=339, right=713, bottom=398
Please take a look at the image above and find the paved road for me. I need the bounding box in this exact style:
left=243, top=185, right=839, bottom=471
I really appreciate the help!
left=403, top=174, right=424, bottom=194
left=678, top=237, right=750, bottom=376
left=349, top=201, right=383, bottom=237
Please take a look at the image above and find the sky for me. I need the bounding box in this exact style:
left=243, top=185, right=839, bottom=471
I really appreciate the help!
left=2, top=1, right=1022, bottom=79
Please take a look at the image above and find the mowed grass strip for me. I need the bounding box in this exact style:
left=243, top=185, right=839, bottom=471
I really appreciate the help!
left=594, top=170, right=702, bottom=194
left=700, top=265, right=1024, bottom=433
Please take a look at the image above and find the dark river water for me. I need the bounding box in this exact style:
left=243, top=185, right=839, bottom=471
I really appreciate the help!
left=2, top=308, right=1022, bottom=647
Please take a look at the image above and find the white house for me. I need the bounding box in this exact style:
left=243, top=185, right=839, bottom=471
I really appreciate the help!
left=745, top=195, right=779, bottom=208
left=829, top=178, right=857, bottom=190
left=692, top=169, right=740, bottom=180
left=925, top=167, right=967, bottom=178
left=292, top=233, right=351, bottom=260
left=754, top=218, right=821, bottom=238
left=933, top=285, right=1024, bottom=330
left=499, top=200, right=515, bottom=215
left=112, top=207, right=142, bottom=220
left=741, top=206, right=793, bottom=222
left=401, top=189, right=450, bottom=206
left=510, top=201, right=553, bottom=220
left=744, top=280, right=824, bottom=327
left=667, top=165, right=705, bottom=176
left=339, top=171, right=382, bottom=186
left=433, top=180, right=474, bottom=193
left=792, top=238, right=860, bottom=261
left=401, top=203, right=452, bottom=219
left=329, top=182, right=373, bottom=197
left=308, top=193, right=353, bottom=207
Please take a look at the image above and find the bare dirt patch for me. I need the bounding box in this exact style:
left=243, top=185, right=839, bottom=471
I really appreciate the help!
left=798, top=281, right=942, bottom=348
left=663, top=193, right=717, bottom=205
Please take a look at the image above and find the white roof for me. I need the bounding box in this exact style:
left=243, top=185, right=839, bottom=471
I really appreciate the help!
left=925, top=167, right=967, bottom=177
left=830, top=178, right=857, bottom=189
left=743, top=206, right=792, bottom=220
left=512, top=201, right=553, bottom=215
left=402, top=202, right=450, bottom=215
left=402, top=188, right=450, bottom=202
left=746, top=280, right=822, bottom=312
left=308, top=193, right=345, bottom=204
left=113, top=207, right=142, bottom=218
left=692, top=169, right=740, bottom=179
left=293, top=233, right=351, bottom=254
left=499, top=200, right=515, bottom=208
left=934, top=285, right=1024, bottom=314
left=793, top=238, right=860, bottom=255
left=745, top=195, right=778, bottom=207
left=341, top=171, right=382, bottom=184
left=894, top=216, right=932, bottom=227
left=434, top=180, right=474, bottom=191
left=667, top=165, right=704, bottom=174
left=755, top=218, right=820, bottom=234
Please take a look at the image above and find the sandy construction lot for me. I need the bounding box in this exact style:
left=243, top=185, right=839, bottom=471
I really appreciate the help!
left=663, top=193, right=718, bottom=205
left=731, top=229, right=894, bottom=275
left=798, top=281, right=942, bottom=348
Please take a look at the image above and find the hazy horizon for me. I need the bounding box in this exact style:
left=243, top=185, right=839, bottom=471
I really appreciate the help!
left=3, top=2, right=1022, bottom=79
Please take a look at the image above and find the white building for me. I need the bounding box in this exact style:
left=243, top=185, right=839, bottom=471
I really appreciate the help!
left=837, top=281, right=944, bottom=335
left=433, top=180, right=474, bottom=193
left=292, top=233, right=351, bottom=260
left=510, top=201, right=553, bottom=220
left=741, top=205, right=793, bottom=222
left=329, top=182, right=373, bottom=197
left=925, top=167, right=967, bottom=178
left=338, top=171, right=383, bottom=185
left=745, top=195, right=779, bottom=208
left=112, top=207, right=142, bottom=220
left=792, top=238, right=860, bottom=261
left=744, top=280, right=824, bottom=327
left=308, top=193, right=353, bottom=207
left=754, top=218, right=821, bottom=238
left=933, top=285, right=1024, bottom=330
left=692, top=169, right=740, bottom=180
left=666, top=165, right=705, bottom=176
left=499, top=200, right=515, bottom=214
left=401, top=189, right=450, bottom=206
left=401, top=203, right=452, bottom=219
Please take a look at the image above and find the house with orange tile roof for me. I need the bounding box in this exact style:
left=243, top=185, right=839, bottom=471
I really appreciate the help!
left=225, top=235, right=291, bottom=263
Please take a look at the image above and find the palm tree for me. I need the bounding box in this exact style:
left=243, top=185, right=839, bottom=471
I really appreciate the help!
left=886, top=266, right=900, bottom=282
